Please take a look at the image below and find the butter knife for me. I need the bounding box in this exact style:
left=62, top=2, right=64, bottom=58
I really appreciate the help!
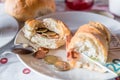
left=81, top=53, right=117, bottom=76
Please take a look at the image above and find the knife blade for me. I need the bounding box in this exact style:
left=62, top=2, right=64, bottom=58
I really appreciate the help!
left=81, top=53, right=117, bottom=76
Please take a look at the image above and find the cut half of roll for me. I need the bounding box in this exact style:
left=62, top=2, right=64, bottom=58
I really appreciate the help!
left=89, top=21, right=111, bottom=44
left=67, top=22, right=111, bottom=65
left=23, top=18, right=71, bottom=49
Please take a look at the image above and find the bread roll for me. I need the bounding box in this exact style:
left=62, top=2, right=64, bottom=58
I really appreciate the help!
left=89, top=22, right=111, bottom=43
left=23, top=18, right=71, bottom=49
left=5, top=0, right=56, bottom=21
left=67, top=22, right=111, bottom=64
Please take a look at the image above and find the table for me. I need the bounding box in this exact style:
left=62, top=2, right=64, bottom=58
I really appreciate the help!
left=0, top=0, right=120, bottom=80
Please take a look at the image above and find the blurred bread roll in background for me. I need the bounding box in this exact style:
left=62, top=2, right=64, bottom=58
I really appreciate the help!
left=5, top=0, right=56, bottom=21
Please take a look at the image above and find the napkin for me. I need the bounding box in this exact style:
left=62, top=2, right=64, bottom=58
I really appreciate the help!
left=0, top=53, right=52, bottom=80
left=106, top=34, right=120, bottom=75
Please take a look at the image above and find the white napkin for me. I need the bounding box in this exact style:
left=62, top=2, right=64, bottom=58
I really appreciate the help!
left=0, top=54, right=52, bottom=80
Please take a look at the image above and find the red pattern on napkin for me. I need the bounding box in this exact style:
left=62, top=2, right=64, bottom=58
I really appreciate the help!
left=0, top=57, right=8, bottom=64
left=23, top=68, right=31, bottom=74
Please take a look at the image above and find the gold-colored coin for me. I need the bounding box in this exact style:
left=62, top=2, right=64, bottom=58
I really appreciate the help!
left=44, top=55, right=60, bottom=64
left=54, top=61, right=71, bottom=71
left=36, top=28, right=48, bottom=33
left=46, top=31, right=57, bottom=36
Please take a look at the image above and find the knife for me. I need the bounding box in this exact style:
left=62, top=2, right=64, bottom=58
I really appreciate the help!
left=0, top=40, right=33, bottom=55
left=81, top=53, right=118, bottom=76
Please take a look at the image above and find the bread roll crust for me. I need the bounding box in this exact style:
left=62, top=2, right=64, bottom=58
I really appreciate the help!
left=89, top=22, right=111, bottom=43
left=67, top=22, right=111, bottom=64
left=5, top=0, right=56, bottom=21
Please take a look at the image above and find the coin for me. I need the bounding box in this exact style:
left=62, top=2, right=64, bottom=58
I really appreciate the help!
left=36, top=28, right=48, bottom=33
left=44, top=55, right=60, bottom=64
left=54, top=61, right=71, bottom=71
left=33, top=47, right=49, bottom=59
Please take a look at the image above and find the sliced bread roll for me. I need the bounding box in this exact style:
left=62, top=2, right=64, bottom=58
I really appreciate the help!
left=67, top=22, right=111, bottom=64
left=89, top=22, right=111, bottom=43
left=23, top=18, right=71, bottom=49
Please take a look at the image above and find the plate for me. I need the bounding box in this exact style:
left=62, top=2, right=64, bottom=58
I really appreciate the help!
left=0, top=13, right=19, bottom=48
left=14, top=11, right=120, bottom=80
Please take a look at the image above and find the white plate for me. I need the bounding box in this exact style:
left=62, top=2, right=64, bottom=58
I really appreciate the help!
left=0, top=13, right=19, bottom=48
left=15, top=11, right=120, bottom=80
